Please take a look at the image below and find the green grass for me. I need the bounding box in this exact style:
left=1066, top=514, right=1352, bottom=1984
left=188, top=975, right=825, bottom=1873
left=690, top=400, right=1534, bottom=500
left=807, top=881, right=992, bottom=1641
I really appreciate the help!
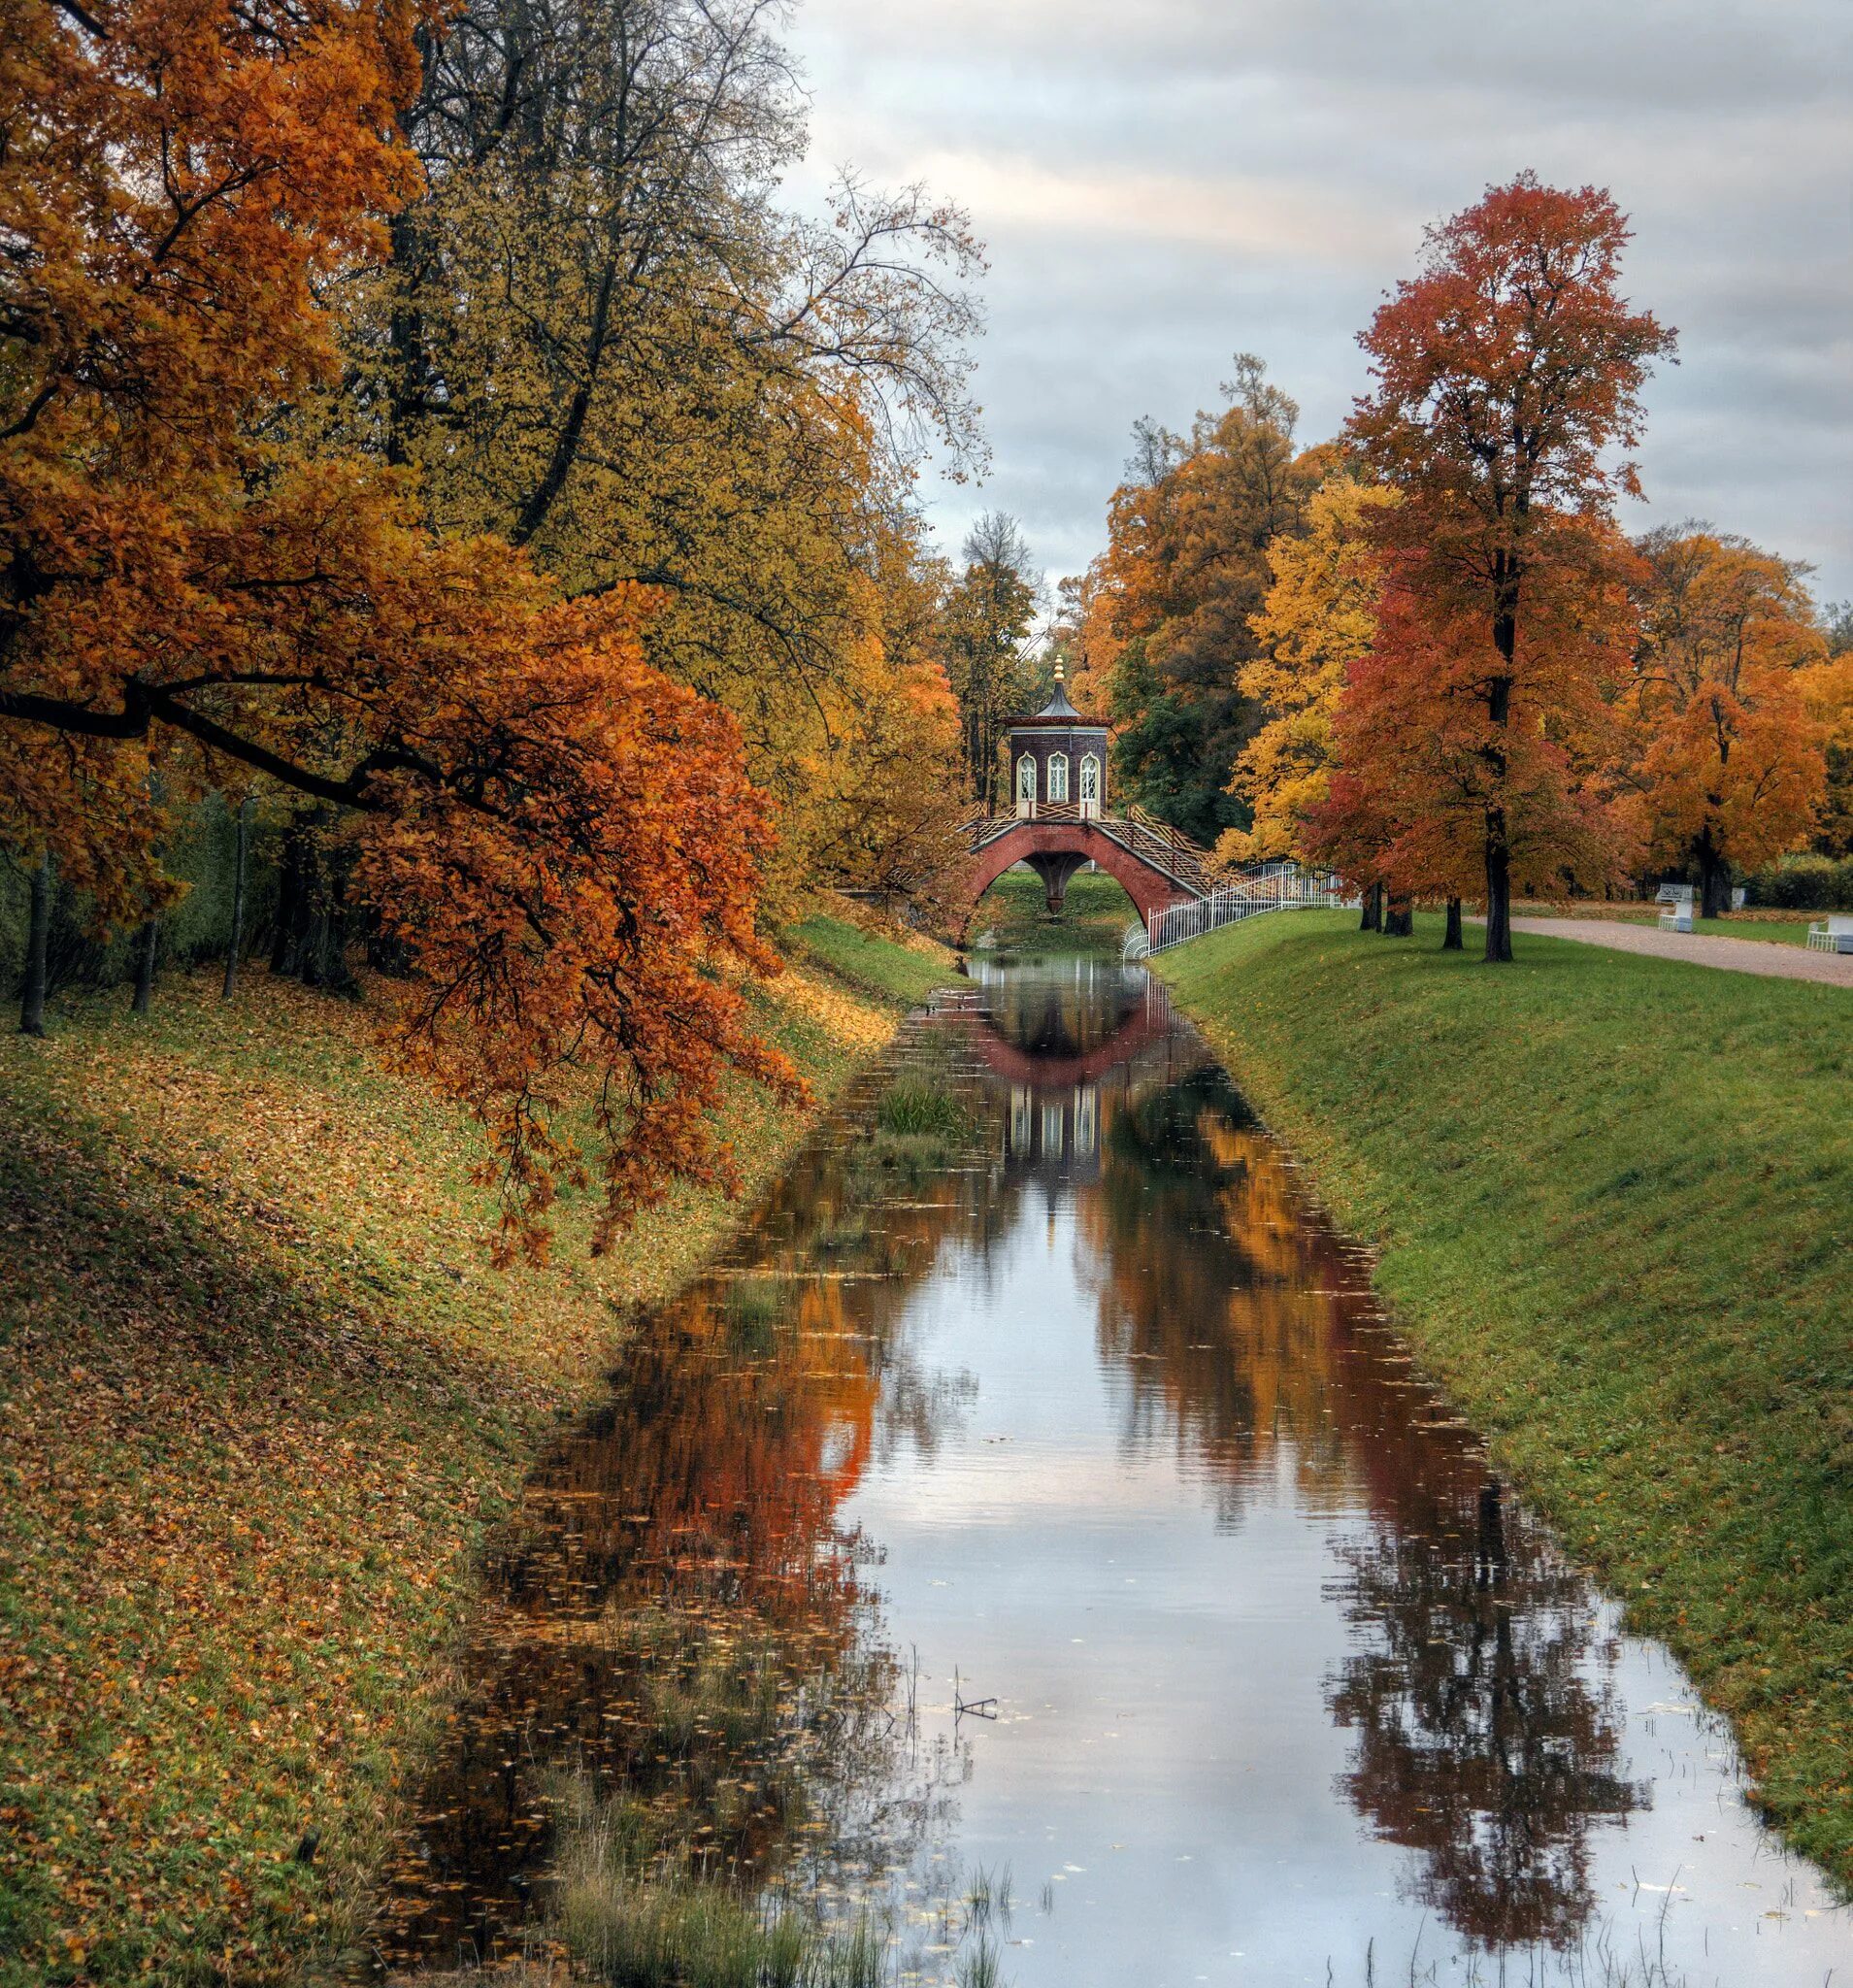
left=972, top=867, right=1138, bottom=953
left=784, top=912, right=959, bottom=1007
left=0, top=916, right=943, bottom=1985
left=1157, top=910, right=1853, bottom=1890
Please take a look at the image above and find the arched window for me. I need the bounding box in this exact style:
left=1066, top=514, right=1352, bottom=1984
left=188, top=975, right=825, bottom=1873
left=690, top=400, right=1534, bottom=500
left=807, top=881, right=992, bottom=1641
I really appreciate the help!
left=1047, top=752, right=1070, bottom=803
left=1016, top=754, right=1037, bottom=808
left=1079, top=753, right=1101, bottom=804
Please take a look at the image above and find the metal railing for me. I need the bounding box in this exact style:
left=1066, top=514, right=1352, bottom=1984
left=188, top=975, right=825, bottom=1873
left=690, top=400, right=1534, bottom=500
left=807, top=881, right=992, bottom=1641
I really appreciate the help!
left=1145, top=864, right=1349, bottom=952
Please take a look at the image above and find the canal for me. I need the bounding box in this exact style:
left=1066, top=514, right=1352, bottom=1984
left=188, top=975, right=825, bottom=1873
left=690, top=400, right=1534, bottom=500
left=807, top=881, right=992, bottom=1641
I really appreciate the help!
left=375, top=949, right=1846, bottom=1985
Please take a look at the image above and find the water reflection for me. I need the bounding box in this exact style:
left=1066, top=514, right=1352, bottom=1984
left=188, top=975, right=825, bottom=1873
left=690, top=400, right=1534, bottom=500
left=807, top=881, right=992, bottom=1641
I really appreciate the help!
left=374, top=951, right=1847, bottom=1982
left=1327, top=1481, right=1641, bottom=1949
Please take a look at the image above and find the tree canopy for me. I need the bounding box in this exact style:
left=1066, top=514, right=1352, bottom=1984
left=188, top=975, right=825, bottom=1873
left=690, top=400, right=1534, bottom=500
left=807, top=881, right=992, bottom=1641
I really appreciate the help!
left=0, top=0, right=982, bottom=1250
left=1075, top=359, right=1320, bottom=846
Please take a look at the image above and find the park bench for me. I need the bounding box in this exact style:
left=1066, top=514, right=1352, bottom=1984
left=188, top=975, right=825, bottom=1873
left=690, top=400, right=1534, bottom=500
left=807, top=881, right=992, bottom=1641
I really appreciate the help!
left=1805, top=914, right=1853, bottom=954
left=1658, top=902, right=1694, bottom=933
left=1654, top=883, right=1693, bottom=906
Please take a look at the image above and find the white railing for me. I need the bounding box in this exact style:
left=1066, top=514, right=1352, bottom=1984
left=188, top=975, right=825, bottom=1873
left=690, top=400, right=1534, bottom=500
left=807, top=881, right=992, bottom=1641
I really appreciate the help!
left=1145, top=864, right=1349, bottom=952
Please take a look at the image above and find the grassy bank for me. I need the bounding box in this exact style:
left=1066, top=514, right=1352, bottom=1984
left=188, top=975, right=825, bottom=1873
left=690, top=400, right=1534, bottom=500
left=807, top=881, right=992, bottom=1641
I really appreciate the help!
left=0, top=915, right=955, bottom=1985
left=1158, top=910, right=1853, bottom=1888
left=782, top=911, right=955, bottom=1007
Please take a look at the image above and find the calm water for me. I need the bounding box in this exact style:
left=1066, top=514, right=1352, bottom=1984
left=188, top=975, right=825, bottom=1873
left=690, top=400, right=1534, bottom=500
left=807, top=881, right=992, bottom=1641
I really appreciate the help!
left=376, top=953, right=1847, bottom=1985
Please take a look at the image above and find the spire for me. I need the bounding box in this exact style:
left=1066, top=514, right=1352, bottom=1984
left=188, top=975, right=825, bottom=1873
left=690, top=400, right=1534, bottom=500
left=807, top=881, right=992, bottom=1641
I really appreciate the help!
left=1035, top=662, right=1080, bottom=720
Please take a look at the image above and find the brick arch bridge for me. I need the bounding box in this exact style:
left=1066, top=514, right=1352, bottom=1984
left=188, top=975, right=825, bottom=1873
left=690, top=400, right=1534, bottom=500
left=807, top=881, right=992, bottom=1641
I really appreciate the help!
left=956, top=805, right=1214, bottom=940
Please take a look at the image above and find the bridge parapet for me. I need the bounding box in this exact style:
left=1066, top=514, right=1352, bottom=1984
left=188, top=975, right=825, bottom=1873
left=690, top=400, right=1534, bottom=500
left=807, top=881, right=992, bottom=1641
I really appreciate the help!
left=957, top=806, right=1215, bottom=899
left=951, top=809, right=1219, bottom=936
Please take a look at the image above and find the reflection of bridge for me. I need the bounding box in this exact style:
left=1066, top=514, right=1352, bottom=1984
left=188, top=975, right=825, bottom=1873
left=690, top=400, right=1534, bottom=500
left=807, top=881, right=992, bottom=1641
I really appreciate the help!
left=930, top=967, right=1187, bottom=1183
left=955, top=805, right=1214, bottom=934
left=966, top=985, right=1170, bottom=1088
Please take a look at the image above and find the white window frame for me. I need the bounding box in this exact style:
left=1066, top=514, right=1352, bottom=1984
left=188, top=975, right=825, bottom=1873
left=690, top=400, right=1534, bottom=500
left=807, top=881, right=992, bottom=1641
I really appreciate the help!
left=1079, top=752, right=1101, bottom=815
left=1016, top=753, right=1037, bottom=814
left=1047, top=751, right=1070, bottom=804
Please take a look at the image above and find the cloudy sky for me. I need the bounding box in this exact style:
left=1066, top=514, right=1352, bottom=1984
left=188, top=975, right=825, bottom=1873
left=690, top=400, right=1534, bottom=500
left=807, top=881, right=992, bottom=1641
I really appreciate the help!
left=784, top=0, right=1853, bottom=608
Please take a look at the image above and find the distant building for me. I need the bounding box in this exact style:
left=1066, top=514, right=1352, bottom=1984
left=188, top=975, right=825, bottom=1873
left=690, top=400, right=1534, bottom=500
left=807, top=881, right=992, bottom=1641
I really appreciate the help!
left=1006, top=665, right=1108, bottom=819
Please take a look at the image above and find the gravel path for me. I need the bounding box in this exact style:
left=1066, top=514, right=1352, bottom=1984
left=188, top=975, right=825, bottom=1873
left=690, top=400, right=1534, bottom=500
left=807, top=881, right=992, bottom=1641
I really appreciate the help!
left=1508, top=915, right=1853, bottom=988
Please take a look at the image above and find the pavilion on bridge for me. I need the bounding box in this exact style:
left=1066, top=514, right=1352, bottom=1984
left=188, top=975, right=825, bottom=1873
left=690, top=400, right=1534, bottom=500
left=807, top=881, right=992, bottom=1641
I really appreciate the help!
left=1007, top=665, right=1108, bottom=819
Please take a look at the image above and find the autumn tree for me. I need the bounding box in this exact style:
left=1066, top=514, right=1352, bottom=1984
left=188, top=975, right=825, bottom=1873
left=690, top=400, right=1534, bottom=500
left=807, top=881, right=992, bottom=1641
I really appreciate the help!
left=1222, top=476, right=1399, bottom=868
left=1622, top=528, right=1827, bottom=913
left=361, top=0, right=985, bottom=898
left=1310, top=537, right=1638, bottom=929
left=1346, top=175, right=1676, bottom=960
left=940, top=513, right=1042, bottom=811
left=800, top=510, right=969, bottom=915
left=1088, top=358, right=1319, bottom=845
left=0, top=0, right=794, bottom=1249
left=1804, top=602, right=1853, bottom=858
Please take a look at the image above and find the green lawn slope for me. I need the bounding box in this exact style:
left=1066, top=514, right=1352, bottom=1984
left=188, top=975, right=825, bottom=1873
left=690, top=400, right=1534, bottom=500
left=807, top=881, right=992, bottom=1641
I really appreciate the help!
left=1159, top=909, right=1853, bottom=1888
left=0, top=914, right=954, bottom=1985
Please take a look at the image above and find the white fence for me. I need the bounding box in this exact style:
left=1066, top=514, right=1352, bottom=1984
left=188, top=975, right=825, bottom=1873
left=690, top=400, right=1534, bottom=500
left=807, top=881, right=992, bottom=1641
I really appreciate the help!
left=1145, top=864, right=1350, bottom=952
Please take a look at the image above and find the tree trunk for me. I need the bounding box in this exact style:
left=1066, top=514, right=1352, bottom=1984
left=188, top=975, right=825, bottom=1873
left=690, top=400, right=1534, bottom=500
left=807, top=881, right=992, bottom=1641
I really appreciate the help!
left=19, top=852, right=51, bottom=1037
left=1442, top=897, right=1464, bottom=951
left=1482, top=594, right=1516, bottom=964
left=1359, top=881, right=1382, bottom=933
left=1383, top=895, right=1414, bottom=938
left=222, top=797, right=251, bottom=999
left=271, top=813, right=313, bottom=977
left=130, top=915, right=159, bottom=1015
left=1482, top=839, right=1513, bottom=962
left=1697, top=829, right=1732, bottom=919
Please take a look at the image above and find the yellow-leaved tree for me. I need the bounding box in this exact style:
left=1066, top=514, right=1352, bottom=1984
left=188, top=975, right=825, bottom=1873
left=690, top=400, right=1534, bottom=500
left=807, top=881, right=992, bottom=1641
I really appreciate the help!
left=359, top=0, right=985, bottom=916
left=1220, top=478, right=1400, bottom=867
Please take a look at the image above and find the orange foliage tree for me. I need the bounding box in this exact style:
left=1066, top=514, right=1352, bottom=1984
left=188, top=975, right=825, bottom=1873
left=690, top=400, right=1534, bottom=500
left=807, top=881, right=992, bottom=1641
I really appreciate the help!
left=1623, top=529, right=1828, bottom=914
left=1, top=0, right=793, bottom=1252
left=1345, top=174, right=1675, bottom=959
left=1804, top=637, right=1853, bottom=858
left=1310, top=532, right=1639, bottom=927
left=1078, top=364, right=1320, bottom=846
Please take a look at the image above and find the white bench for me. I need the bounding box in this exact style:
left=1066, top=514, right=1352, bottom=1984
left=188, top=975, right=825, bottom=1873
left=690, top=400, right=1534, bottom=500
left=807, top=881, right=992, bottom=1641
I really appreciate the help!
left=1806, top=914, right=1853, bottom=954
left=1654, top=883, right=1693, bottom=906
left=1658, top=904, right=1694, bottom=933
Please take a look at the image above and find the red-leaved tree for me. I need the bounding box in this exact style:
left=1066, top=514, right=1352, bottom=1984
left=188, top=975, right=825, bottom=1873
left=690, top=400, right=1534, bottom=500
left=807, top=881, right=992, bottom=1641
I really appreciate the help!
left=1, top=0, right=795, bottom=1254
left=1311, top=531, right=1639, bottom=923
left=1345, top=174, right=1675, bottom=960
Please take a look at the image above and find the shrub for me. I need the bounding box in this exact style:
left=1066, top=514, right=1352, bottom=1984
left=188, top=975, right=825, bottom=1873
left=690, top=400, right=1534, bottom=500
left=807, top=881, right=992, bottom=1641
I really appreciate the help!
left=1741, top=852, right=1853, bottom=911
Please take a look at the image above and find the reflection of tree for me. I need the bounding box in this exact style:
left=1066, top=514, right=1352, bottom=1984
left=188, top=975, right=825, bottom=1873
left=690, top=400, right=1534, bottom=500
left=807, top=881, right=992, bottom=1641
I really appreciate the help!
left=1074, top=1010, right=1644, bottom=1952
left=1326, top=1480, right=1642, bottom=1949
left=1086, top=1065, right=1349, bottom=1519
left=374, top=1024, right=998, bottom=1967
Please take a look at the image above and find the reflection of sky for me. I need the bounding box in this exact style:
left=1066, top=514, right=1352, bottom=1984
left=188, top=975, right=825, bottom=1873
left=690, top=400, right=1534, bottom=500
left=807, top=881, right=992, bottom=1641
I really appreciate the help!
left=842, top=1085, right=1849, bottom=1983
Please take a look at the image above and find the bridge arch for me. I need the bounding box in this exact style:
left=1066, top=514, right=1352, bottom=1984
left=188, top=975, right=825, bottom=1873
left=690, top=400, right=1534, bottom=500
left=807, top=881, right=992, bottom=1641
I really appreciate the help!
left=960, top=822, right=1199, bottom=939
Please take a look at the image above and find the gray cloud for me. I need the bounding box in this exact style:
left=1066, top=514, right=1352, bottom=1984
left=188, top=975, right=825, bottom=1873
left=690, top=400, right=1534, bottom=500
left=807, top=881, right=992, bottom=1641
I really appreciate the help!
left=786, top=0, right=1853, bottom=602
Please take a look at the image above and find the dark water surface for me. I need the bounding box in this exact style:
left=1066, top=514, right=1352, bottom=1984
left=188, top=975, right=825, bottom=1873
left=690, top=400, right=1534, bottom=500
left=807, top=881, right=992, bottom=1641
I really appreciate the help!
left=376, top=954, right=1846, bottom=1984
